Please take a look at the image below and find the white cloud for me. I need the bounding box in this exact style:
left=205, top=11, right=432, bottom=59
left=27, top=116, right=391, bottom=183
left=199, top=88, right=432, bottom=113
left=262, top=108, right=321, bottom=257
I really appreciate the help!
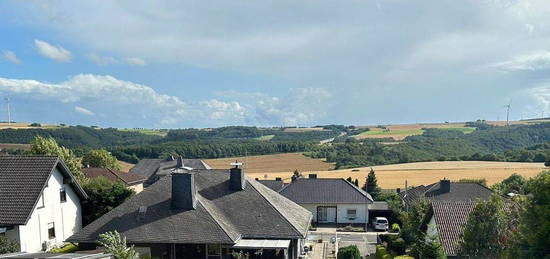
left=488, top=51, right=550, bottom=71
left=1, top=50, right=22, bottom=64
left=34, top=39, right=72, bottom=62
left=124, top=57, right=146, bottom=66
left=87, top=53, right=146, bottom=66
left=74, top=106, right=94, bottom=116
left=0, top=74, right=330, bottom=127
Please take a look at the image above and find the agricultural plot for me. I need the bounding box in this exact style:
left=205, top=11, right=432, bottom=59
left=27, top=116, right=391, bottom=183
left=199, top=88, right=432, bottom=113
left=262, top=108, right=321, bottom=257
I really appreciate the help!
left=117, top=160, right=135, bottom=172
left=205, top=153, right=334, bottom=176
left=353, top=123, right=476, bottom=140
left=117, top=128, right=168, bottom=137
left=0, top=122, right=62, bottom=129
left=246, top=161, right=546, bottom=189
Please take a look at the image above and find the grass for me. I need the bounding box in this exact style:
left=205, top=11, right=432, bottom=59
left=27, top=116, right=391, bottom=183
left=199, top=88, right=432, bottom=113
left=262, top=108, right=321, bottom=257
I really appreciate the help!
left=443, top=127, right=476, bottom=134
left=254, top=135, right=275, bottom=141
left=353, top=124, right=477, bottom=140
left=357, top=129, right=425, bottom=136
left=246, top=161, right=546, bottom=188
left=118, top=128, right=168, bottom=137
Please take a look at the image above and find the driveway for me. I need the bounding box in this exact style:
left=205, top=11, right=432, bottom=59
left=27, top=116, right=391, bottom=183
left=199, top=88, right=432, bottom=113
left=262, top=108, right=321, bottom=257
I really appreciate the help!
left=308, top=229, right=383, bottom=257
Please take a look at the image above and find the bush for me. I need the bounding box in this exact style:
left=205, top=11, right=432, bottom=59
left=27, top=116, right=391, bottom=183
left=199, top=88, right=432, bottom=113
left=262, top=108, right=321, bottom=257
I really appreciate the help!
left=391, top=223, right=401, bottom=233
left=389, top=238, right=406, bottom=255
left=337, top=245, right=361, bottom=259
left=376, top=245, right=392, bottom=259
left=49, top=243, right=78, bottom=253
left=394, top=256, right=414, bottom=259
left=0, top=236, right=19, bottom=255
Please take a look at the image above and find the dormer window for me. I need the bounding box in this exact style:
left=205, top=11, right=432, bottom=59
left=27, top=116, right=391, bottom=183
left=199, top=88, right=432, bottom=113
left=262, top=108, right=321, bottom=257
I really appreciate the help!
left=60, top=188, right=67, bottom=203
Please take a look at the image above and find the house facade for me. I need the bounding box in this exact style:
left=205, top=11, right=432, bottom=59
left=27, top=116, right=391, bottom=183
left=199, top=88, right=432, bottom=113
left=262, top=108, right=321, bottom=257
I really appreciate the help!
left=69, top=164, right=311, bottom=259
left=278, top=175, right=373, bottom=225
left=0, top=156, right=87, bottom=252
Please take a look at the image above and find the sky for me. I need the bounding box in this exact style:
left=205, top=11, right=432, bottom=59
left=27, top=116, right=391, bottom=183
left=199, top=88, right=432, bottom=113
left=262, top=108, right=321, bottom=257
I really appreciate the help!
left=1, top=0, right=550, bottom=128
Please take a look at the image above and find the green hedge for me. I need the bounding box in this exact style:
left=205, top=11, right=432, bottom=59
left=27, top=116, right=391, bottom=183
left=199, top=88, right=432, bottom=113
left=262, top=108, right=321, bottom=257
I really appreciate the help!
left=376, top=245, right=392, bottom=259
left=338, top=245, right=361, bottom=259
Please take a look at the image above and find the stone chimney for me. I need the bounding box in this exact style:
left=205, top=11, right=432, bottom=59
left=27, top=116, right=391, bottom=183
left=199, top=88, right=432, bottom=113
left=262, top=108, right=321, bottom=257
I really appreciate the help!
left=230, top=164, right=245, bottom=191
left=171, top=170, right=197, bottom=210
left=308, top=174, right=317, bottom=179
left=176, top=156, right=184, bottom=168
left=440, top=178, right=451, bottom=194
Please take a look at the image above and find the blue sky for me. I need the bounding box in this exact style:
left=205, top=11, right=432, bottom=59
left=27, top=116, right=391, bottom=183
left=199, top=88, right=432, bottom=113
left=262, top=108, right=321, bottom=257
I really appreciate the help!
left=1, top=1, right=550, bottom=128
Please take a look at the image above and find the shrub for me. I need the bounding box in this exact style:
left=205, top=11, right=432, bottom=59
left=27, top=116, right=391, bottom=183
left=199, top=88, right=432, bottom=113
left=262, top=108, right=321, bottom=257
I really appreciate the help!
left=376, top=245, right=392, bottom=259
left=337, top=245, right=361, bottom=259
left=0, top=236, right=19, bottom=255
left=98, top=231, right=139, bottom=259
left=391, top=223, right=401, bottom=233
left=49, top=243, right=78, bottom=253
left=394, top=256, right=414, bottom=259
left=388, top=238, right=406, bottom=255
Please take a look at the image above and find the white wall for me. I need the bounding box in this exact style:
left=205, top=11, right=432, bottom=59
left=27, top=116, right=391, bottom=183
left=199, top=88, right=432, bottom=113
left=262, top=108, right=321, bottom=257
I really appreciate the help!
left=17, top=167, right=82, bottom=252
left=300, top=203, right=369, bottom=224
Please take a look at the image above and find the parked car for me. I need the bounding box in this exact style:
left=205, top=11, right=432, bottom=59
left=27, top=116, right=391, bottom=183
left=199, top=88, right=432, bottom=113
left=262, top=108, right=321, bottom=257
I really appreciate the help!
left=373, top=217, right=389, bottom=231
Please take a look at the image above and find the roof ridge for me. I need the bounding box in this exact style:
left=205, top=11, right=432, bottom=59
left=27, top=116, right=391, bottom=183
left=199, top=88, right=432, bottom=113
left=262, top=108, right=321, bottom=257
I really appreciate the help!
left=106, top=168, right=126, bottom=183
left=195, top=196, right=239, bottom=243
left=247, top=177, right=310, bottom=238
left=341, top=178, right=374, bottom=201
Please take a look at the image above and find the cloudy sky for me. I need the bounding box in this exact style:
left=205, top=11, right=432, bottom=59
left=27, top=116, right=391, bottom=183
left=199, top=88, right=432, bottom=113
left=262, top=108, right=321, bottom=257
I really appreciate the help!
left=1, top=0, right=549, bottom=128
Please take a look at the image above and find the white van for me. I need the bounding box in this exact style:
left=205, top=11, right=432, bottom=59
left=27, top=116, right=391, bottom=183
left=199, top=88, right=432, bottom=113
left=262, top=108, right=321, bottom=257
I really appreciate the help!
left=373, top=217, right=389, bottom=231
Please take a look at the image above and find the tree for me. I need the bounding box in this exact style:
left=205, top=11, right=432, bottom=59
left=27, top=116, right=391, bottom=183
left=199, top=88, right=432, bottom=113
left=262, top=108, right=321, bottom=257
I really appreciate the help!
left=398, top=198, right=430, bottom=251
left=512, top=171, right=550, bottom=257
left=413, top=232, right=446, bottom=259
left=81, top=176, right=134, bottom=225
left=0, top=236, right=19, bottom=255
left=98, top=231, right=139, bottom=259
left=337, top=245, right=360, bottom=259
left=29, top=136, right=83, bottom=181
left=363, top=168, right=381, bottom=199
left=491, top=173, right=527, bottom=195
left=458, top=195, right=516, bottom=258
left=82, top=149, right=121, bottom=170
left=354, top=179, right=359, bottom=187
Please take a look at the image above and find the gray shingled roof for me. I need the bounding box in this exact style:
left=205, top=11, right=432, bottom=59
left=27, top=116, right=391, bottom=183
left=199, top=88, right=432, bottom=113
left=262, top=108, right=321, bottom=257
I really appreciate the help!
left=83, top=168, right=145, bottom=185
left=68, top=169, right=311, bottom=244
left=431, top=202, right=476, bottom=257
left=279, top=178, right=373, bottom=204
left=129, top=158, right=211, bottom=185
left=257, top=180, right=286, bottom=192
left=0, top=156, right=87, bottom=226
left=400, top=182, right=493, bottom=203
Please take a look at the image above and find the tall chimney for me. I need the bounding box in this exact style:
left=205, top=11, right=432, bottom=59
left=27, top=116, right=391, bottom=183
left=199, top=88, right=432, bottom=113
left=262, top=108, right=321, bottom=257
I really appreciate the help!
left=230, top=165, right=245, bottom=191
left=440, top=178, right=451, bottom=194
left=176, top=156, right=184, bottom=168
left=171, top=171, right=196, bottom=210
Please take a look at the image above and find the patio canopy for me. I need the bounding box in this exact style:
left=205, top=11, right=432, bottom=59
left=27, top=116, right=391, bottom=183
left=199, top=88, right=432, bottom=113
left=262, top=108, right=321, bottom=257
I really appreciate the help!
left=232, top=239, right=291, bottom=249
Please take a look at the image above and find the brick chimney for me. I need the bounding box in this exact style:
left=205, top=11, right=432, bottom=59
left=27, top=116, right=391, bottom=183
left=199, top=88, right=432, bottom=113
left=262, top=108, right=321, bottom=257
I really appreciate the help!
left=171, top=170, right=196, bottom=210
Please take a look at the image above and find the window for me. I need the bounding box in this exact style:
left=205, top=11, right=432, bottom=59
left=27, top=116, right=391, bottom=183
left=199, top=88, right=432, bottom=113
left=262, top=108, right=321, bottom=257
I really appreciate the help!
left=37, top=192, right=45, bottom=209
left=47, top=222, right=55, bottom=239
left=60, top=188, right=67, bottom=203
left=347, top=209, right=357, bottom=219
left=207, top=244, right=221, bottom=258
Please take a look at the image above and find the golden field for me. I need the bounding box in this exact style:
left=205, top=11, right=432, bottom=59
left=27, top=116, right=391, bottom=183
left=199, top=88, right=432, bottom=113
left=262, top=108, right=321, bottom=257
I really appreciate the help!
left=245, top=160, right=546, bottom=188
left=205, top=153, right=334, bottom=175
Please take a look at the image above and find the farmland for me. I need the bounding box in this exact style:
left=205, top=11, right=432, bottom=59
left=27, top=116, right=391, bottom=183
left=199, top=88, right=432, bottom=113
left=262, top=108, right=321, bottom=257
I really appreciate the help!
left=204, top=153, right=334, bottom=175
left=0, top=122, right=62, bottom=130
left=117, top=128, right=168, bottom=137
left=353, top=123, right=476, bottom=140
left=245, top=161, right=546, bottom=188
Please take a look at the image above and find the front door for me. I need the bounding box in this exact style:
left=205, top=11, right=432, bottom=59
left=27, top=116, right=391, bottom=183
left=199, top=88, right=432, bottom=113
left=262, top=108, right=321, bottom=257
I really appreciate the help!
left=317, top=206, right=337, bottom=223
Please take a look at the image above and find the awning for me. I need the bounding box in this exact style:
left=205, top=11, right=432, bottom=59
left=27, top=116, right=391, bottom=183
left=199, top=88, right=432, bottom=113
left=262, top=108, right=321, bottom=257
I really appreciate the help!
left=232, top=239, right=290, bottom=249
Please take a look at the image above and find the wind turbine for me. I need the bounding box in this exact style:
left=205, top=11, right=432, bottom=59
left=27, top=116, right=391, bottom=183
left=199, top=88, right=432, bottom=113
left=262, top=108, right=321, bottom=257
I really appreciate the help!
left=4, top=97, right=10, bottom=125
left=504, top=100, right=512, bottom=126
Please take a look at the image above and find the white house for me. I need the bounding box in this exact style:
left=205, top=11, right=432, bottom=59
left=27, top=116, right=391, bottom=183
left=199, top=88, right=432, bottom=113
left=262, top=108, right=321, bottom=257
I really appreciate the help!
left=278, top=175, right=373, bottom=224
left=0, top=156, right=87, bottom=252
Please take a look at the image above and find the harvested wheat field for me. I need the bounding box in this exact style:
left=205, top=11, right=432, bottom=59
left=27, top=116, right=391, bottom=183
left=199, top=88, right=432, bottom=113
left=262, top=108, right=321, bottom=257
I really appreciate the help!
left=205, top=153, right=334, bottom=175
left=0, top=143, right=31, bottom=150
left=247, top=161, right=546, bottom=188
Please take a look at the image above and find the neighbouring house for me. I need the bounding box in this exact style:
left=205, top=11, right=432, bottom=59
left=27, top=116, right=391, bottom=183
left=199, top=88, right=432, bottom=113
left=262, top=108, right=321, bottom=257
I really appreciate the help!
left=0, top=156, right=87, bottom=252
left=277, top=174, right=373, bottom=225
left=83, top=167, right=146, bottom=193
left=129, top=156, right=211, bottom=186
left=68, top=164, right=311, bottom=259
left=256, top=177, right=286, bottom=192
left=400, top=179, right=495, bottom=258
